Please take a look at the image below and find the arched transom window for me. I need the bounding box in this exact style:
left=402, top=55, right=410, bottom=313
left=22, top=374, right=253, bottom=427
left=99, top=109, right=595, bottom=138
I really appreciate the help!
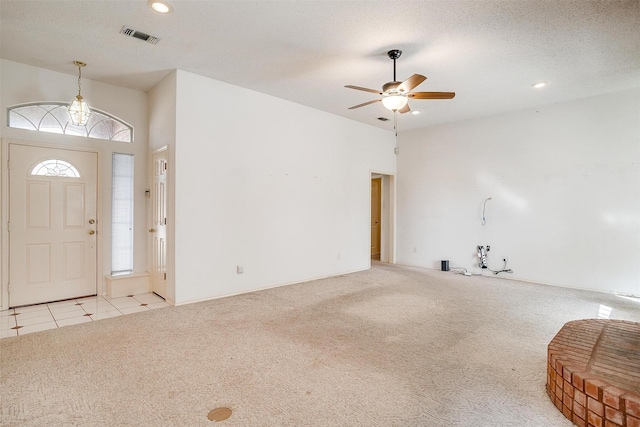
left=30, top=159, right=80, bottom=178
left=8, top=103, right=133, bottom=143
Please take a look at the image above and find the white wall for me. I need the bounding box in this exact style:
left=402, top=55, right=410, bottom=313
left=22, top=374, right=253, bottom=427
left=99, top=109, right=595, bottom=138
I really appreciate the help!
left=0, top=59, right=149, bottom=306
left=397, top=88, right=640, bottom=296
left=148, top=72, right=176, bottom=303
left=171, top=70, right=396, bottom=305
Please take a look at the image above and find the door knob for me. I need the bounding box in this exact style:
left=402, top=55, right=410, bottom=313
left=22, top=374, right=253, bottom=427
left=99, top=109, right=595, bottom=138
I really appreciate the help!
left=149, top=228, right=156, bottom=233
left=88, top=230, right=95, bottom=235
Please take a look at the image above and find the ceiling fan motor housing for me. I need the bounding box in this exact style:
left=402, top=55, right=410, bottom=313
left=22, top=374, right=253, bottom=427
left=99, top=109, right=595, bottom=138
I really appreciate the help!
left=383, top=81, right=402, bottom=94
left=387, top=49, right=402, bottom=60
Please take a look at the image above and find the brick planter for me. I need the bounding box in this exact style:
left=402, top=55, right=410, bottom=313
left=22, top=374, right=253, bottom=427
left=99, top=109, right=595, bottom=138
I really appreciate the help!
left=547, top=319, right=640, bottom=427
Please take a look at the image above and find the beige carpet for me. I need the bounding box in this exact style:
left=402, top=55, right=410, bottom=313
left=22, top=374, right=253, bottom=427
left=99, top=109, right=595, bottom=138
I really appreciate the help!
left=1, top=263, right=639, bottom=426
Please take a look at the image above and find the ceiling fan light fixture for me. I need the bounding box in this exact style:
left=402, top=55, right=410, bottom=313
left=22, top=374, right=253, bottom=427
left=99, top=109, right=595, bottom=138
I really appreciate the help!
left=381, top=95, right=408, bottom=111
left=148, top=0, right=173, bottom=13
left=68, top=61, right=92, bottom=126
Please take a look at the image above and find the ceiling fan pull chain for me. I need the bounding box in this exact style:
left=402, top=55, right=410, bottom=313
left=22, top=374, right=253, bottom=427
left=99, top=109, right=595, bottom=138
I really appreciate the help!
left=394, top=111, right=398, bottom=136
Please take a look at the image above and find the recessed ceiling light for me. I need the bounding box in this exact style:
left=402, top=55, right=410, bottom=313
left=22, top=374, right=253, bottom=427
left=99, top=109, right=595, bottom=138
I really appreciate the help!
left=531, top=81, right=548, bottom=89
left=148, top=0, right=172, bottom=13
left=410, top=110, right=420, bottom=115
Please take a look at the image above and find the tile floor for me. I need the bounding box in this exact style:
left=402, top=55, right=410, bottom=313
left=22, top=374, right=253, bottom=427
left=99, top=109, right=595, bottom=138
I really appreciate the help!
left=0, top=293, right=170, bottom=339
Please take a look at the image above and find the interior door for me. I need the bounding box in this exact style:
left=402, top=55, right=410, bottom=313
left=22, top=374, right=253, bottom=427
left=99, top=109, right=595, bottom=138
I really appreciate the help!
left=9, top=144, right=98, bottom=307
left=371, top=178, right=381, bottom=260
left=150, top=149, right=167, bottom=299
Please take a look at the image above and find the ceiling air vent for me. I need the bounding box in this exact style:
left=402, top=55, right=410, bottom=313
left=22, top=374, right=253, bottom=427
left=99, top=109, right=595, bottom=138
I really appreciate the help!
left=377, top=117, right=390, bottom=122
left=120, top=26, right=160, bottom=45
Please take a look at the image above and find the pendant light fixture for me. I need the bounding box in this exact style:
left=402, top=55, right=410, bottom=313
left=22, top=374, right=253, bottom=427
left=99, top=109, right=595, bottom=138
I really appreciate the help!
left=68, top=61, right=92, bottom=126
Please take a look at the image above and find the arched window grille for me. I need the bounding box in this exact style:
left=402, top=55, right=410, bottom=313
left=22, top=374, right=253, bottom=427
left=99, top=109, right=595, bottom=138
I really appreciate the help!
left=7, top=103, right=133, bottom=143
left=30, top=159, right=81, bottom=178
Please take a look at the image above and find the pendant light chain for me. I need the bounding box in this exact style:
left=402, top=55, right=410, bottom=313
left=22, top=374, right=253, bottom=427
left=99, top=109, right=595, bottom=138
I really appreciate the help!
left=77, top=63, right=82, bottom=97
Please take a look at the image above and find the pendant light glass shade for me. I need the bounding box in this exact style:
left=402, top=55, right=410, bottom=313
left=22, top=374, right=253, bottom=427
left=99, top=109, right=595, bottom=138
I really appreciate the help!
left=68, top=61, right=92, bottom=126
left=381, top=94, right=408, bottom=111
left=68, top=95, right=92, bottom=126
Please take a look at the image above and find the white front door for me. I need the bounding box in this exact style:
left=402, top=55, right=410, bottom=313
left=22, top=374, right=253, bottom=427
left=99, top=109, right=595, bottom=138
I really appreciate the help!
left=9, top=144, right=98, bottom=307
left=150, top=149, right=167, bottom=299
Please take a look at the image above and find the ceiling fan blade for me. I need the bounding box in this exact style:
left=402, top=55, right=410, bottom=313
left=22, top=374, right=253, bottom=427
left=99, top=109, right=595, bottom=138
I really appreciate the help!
left=409, top=92, right=456, bottom=99
left=398, top=104, right=411, bottom=114
left=397, top=74, right=427, bottom=93
left=348, top=99, right=381, bottom=109
left=345, top=85, right=383, bottom=95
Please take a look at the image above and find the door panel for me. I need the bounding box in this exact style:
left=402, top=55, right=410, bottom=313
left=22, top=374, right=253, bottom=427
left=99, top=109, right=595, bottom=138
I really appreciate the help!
left=64, top=183, right=85, bottom=227
left=28, top=182, right=50, bottom=228
left=9, top=144, right=98, bottom=307
left=150, top=150, right=168, bottom=299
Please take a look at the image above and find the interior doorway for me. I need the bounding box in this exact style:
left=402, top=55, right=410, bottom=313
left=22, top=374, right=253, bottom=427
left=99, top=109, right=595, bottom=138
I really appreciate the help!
left=150, top=148, right=168, bottom=300
left=371, top=178, right=381, bottom=260
left=370, top=173, right=395, bottom=264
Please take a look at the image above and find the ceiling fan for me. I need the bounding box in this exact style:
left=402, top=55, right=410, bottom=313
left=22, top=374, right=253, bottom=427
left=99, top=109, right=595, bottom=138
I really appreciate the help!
left=345, top=49, right=455, bottom=114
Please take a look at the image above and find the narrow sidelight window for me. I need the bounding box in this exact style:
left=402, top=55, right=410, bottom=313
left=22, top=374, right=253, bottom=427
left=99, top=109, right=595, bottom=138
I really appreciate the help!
left=112, top=153, right=134, bottom=275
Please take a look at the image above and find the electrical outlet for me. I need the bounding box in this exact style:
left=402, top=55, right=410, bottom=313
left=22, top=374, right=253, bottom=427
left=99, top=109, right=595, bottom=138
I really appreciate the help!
left=237, top=265, right=244, bottom=274
left=477, top=245, right=488, bottom=268
left=337, top=252, right=341, bottom=260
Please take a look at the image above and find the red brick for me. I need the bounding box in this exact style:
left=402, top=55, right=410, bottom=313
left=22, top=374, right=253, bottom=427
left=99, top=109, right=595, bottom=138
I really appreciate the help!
left=573, top=371, right=587, bottom=391
left=604, top=406, right=623, bottom=425
left=563, top=365, right=575, bottom=381
left=564, top=380, right=574, bottom=398
left=588, top=397, right=604, bottom=417
left=574, top=400, right=586, bottom=419
left=602, top=387, right=625, bottom=410
left=556, top=358, right=567, bottom=374
left=556, top=384, right=563, bottom=399
left=573, top=413, right=586, bottom=427
left=563, top=404, right=573, bottom=419
left=627, top=415, right=640, bottom=427
left=564, top=392, right=573, bottom=408
left=550, top=353, right=558, bottom=369
left=626, top=394, right=640, bottom=418
left=588, top=411, right=603, bottom=427
left=575, top=390, right=586, bottom=407
left=555, top=396, right=563, bottom=411
left=585, top=379, right=606, bottom=399
left=604, top=421, right=622, bottom=427
left=547, top=384, right=554, bottom=399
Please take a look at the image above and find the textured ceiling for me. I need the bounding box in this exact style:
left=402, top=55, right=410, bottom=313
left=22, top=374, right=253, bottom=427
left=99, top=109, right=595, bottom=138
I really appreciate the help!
left=1, top=0, right=638, bottom=132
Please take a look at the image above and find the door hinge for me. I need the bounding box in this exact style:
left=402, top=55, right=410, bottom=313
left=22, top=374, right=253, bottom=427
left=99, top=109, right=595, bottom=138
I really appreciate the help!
left=164, top=218, right=166, bottom=225
left=164, top=272, right=167, bottom=280
left=164, top=162, right=167, bottom=171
